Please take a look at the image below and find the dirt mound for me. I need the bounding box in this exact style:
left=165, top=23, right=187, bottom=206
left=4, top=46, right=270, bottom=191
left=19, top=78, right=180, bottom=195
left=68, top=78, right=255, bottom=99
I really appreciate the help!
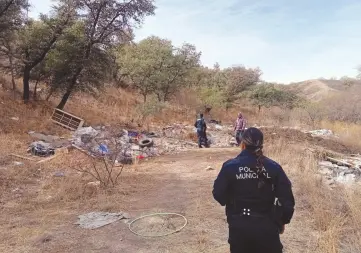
left=261, top=127, right=358, bottom=154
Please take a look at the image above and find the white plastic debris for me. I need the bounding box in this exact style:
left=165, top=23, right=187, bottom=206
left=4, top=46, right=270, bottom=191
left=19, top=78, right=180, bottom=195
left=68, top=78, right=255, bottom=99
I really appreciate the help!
left=75, top=212, right=128, bottom=229
left=308, top=129, right=333, bottom=137
left=87, top=181, right=101, bottom=187
left=335, top=173, right=356, bottom=185
left=206, top=166, right=215, bottom=171
left=74, top=127, right=99, bottom=137
left=318, top=161, right=334, bottom=167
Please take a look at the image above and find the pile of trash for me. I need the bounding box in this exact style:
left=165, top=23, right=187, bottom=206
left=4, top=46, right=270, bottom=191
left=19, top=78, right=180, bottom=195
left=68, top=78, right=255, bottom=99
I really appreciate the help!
left=25, top=120, right=236, bottom=163
left=27, top=131, right=69, bottom=157
left=71, top=126, right=159, bottom=163
left=28, top=141, right=55, bottom=157
left=318, top=155, right=361, bottom=186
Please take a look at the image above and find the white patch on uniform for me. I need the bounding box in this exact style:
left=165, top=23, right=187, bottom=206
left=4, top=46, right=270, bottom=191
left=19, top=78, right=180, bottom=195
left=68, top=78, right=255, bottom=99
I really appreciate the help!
left=236, top=166, right=271, bottom=180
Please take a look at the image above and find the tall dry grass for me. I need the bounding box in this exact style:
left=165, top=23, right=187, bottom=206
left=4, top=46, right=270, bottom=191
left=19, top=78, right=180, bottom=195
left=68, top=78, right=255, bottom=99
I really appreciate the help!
left=319, top=120, right=361, bottom=151
left=266, top=138, right=361, bottom=253
left=1, top=133, right=361, bottom=252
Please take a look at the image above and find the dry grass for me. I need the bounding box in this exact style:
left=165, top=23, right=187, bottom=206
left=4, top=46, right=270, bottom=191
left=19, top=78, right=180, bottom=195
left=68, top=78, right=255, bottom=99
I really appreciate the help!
left=1, top=76, right=361, bottom=252
left=1, top=135, right=361, bottom=252
left=266, top=139, right=361, bottom=253
left=319, top=120, right=361, bottom=151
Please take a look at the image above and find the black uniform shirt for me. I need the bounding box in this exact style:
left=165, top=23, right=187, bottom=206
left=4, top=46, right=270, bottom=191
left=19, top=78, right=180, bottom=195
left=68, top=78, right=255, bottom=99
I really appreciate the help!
left=213, top=149, right=295, bottom=225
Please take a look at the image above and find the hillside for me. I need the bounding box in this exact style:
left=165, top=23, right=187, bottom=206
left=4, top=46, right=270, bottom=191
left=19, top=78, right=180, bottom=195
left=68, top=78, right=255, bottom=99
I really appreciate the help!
left=285, top=79, right=342, bottom=101
left=281, top=78, right=360, bottom=102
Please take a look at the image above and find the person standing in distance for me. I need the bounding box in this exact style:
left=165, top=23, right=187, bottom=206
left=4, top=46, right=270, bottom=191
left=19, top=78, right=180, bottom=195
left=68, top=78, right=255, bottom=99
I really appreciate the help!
left=234, top=112, right=247, bottom=146
left=194, top=113, right=208, bottom=148
left=212, top=127, right=295, bottom=253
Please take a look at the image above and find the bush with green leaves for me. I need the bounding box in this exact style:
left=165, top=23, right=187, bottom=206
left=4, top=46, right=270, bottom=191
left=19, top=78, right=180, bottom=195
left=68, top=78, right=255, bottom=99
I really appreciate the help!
left=247, top=83, right=301, bottom=111
left=117, top=36, right=200, bottom=102
left=135, top=97, right=167, bottom=123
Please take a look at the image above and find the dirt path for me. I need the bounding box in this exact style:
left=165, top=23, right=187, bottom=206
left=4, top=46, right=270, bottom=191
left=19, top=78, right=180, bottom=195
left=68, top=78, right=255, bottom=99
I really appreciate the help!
left=2, top=148, right=315, bottom=253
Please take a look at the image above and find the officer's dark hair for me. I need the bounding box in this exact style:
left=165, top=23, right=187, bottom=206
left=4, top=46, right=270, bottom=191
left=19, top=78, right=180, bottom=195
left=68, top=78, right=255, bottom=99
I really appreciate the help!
left=199, top=113, right=203, bottom=118
left=242, top=127, right=267, bottom=188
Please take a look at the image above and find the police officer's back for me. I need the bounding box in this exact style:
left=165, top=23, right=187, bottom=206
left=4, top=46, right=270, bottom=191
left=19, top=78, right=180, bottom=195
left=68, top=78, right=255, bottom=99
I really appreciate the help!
left=213, top=127, right=295, bottom=253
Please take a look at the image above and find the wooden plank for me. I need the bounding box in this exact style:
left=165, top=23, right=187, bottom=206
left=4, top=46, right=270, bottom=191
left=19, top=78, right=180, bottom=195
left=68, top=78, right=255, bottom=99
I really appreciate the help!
left=326, top=156, right=353, bottom=167
left=10, top=154, right=37, bottom=161
left=36, top=154, right=59, bottom=164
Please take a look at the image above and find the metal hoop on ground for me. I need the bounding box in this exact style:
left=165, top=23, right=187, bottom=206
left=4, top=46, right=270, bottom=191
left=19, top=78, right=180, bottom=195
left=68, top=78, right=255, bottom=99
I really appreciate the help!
left=128, top=212, right=188, bottom=237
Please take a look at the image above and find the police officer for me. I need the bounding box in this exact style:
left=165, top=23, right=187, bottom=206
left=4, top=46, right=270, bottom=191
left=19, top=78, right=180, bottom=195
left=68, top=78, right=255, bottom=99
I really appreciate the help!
left=194, top=113, right=208, bottom=148
left=212, top=127, right=295, bottom=253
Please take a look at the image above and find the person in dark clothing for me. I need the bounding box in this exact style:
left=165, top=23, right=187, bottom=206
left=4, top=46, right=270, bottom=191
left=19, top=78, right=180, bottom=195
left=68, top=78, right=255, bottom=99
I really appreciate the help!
left=194, top=113, right=208, bottom=148
left=212, top=127, right=295, bottom=253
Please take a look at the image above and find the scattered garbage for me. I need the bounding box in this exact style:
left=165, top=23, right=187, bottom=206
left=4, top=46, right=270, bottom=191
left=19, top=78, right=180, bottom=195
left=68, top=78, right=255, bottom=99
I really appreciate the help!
left=53, top=172, right=65, bottom=177
left=23, top=121, right=235, bottom=163
left=13, top=161, right=24, bottom=166
left=28, top=141, right=55, bottom=157
left=336, top=173, right=356, bottom=185
left=12, top=187, right=21, bottom=192
left=308, top=129, right=333, bottom=137
left=98, top=144, right=109, bottom=155
left=75, top=212, right=129, bottom=229
left=318, top=154, right=361, bottom=187
left=10, top=117, right=19, bottom=121
left=75, top=126, right=99, bottom=138
left=80, top=134, right=93, bottom=144
left=206, top=166, right=215, bottom=171
left=71, top=125, right=197, bottom=162
left=87, top=181, right=101, bottom=187
left=139, top=138, right=154, bottom=148
left=28, top=132, right=69, bottom=148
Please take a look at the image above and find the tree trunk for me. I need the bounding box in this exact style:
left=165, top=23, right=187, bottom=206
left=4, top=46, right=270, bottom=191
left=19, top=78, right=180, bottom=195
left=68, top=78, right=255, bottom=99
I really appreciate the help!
left=45, top=89, right=54, bottom=101
left=33, top=80, right=39, bottom=101
left=143, top=93, right=147, bottom=103
left=23, top=66, right=31, bottom=102
left=57, top=88, right=72, bottom=110
left=57, top=63, right=84, bottom=109
left=258, top=105, right=261, bottom=113
left=8, top=53, right=16, bottom=98
left=156, top=93, right=162, bottom=102
left=11, top=76, right=16, bottom=99
left=162, top=93, right=168, bottom=102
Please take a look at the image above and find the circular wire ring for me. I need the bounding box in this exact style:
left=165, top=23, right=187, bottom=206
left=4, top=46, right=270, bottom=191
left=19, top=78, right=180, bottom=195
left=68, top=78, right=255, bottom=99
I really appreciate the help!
left=128, top=212, right=188, bottom=237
